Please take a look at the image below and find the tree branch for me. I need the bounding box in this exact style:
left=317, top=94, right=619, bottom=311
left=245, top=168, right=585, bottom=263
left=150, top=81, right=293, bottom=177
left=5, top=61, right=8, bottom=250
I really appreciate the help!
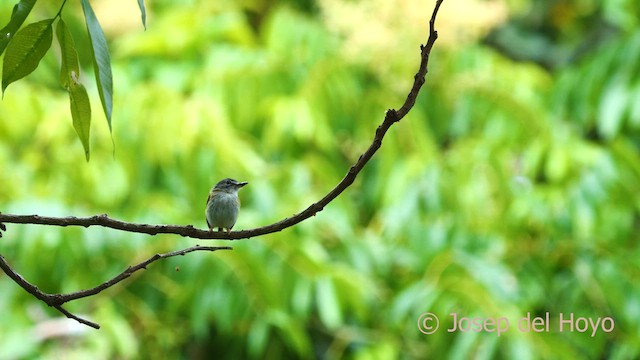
left=0, top=245, right=232, bottom=329
left=0, top=1, right=443, bottom=241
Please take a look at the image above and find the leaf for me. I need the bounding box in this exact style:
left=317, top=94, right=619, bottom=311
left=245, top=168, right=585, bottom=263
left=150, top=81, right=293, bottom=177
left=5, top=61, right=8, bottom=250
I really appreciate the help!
left=57, top=18, right=91, bottom=160
left=137, top=0, right=147, bottom=30
left=56, top=19, right=80, bottom=89
left=81, top=0, right=113, bottom=131
left=69, top=82, right=92, bottom=161
left=0, top=0, right=37, bottom=56
left=2, top=19, right=53, bottom=93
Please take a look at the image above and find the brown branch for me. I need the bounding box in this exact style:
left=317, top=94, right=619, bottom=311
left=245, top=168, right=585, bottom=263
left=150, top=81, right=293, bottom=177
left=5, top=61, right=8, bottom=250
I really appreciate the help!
left=53, top=305, right=100, bottom=329
left=0, top=245, right=232, bottom=329
left=0, top=0, right=444, bottom=241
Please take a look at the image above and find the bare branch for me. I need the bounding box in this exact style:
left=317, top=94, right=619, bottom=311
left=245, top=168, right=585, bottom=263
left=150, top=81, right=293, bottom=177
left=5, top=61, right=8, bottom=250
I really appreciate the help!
left=0, top=245, right=232, bottom=329
left=56, top=245, right=232, bottom=303
left=53, top=305, right=100, bottom=329
left=0, top=0, right=444, bottom=241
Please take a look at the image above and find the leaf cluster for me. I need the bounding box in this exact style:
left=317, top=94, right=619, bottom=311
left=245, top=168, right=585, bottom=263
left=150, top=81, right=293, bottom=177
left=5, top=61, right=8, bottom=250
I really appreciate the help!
left=0, top=0, right=147, bottom=159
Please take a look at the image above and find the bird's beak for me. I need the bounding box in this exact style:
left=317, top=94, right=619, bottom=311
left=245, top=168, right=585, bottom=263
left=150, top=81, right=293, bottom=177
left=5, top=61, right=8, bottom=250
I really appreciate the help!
left=238, top=181, right=248, bottom=187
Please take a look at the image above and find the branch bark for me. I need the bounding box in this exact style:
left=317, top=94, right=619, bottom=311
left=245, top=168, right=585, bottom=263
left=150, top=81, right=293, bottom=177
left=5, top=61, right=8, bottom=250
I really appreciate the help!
left=0, top=245, right=231, bottom=329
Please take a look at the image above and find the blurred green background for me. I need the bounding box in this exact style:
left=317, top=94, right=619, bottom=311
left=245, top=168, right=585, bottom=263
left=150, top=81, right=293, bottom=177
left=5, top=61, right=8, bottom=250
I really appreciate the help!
left=1, top=0, right=639, bottom=358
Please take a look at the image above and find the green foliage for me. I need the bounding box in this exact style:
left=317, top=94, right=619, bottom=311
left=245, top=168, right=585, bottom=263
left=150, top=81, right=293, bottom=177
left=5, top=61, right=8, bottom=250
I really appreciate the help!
left=1, top=0, right=640, bottom=359
left=553, top=31, right=640, bottom=140
left=57, top=19, right=91, bottom=160
left=0, top=0, right=36, bottom=55
left=80, top=0, right=112, bottom=131
left=137, top=0, right=146, bottom=31
left=2, top=18, right=53, bottom=93
left=56, top=19, right=78, bottom=88
left=0, top=0, right=147, bottom=158
left=68, top=77, right=91, bottom=160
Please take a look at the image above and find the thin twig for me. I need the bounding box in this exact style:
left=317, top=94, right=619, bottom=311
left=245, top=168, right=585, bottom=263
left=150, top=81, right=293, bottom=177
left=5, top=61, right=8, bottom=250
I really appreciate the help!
left=0, top=245, right=232, bottom=329
left=0, top=0, right=444, bottom=241
left=53, top=305, right=100, bottom=329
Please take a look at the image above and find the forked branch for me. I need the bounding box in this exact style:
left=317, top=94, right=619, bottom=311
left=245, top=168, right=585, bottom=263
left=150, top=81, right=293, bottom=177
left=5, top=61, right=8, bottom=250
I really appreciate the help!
left=0, top=245, right=231, bottom=329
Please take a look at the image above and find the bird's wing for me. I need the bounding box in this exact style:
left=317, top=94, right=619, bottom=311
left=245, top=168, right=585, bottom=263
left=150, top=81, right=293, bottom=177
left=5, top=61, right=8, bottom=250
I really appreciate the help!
left=205, top=191, right=213, bottom=229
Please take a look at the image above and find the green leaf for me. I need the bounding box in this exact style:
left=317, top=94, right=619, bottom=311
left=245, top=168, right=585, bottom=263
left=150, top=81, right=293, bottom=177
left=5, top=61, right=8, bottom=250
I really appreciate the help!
left=69, top=82, right=92, bottom=161
left=137, top=0, right=147, bottom=30
left=56, top=19, right=80, bottom=89
left=57, top=18, right=91, bottom=160
left=2, top=18, right=53, bottom=93
left=81, top=0, right=113, bottom=131
left=0, top=0, right=37, bottom=56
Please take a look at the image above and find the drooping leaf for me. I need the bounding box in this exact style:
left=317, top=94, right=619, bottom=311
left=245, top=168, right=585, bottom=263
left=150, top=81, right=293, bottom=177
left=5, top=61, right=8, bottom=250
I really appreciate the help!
left=55, top=19, right=80, bottom=89
left=0, top=0, right=37, bottom=56
left=57, top=18, right=91, bottom=159
left=81, top=0, right=113, bottom=131
left=69, top=82, right=92, bottom=161
left=2, top=18, right=53, bottom=93
left=137, top=0, right=147, bottom=30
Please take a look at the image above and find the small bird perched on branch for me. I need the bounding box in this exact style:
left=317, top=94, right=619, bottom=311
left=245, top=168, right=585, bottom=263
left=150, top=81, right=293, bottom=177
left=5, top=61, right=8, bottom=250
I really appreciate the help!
left=205, top=178, right=248, bottom=234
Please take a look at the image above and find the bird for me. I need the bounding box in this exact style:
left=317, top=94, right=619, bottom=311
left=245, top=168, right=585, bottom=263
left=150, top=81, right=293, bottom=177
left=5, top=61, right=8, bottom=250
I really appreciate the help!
left=205, top=178, right=248, bottom=234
